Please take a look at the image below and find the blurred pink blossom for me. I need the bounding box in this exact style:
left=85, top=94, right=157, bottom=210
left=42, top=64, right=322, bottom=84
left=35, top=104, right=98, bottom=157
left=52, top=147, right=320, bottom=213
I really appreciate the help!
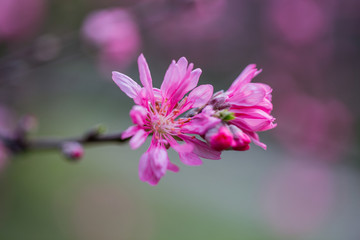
left=262, top=160, right=334, bottom=235
left=147, top=0, right=230, bottom=61
left=275, top=93, right=353, bottom=161
left=0, top=0, right=46, bottom=41
left=82, top=8, right=141, bottom=72
left=266, top=0, right=331, bottom=46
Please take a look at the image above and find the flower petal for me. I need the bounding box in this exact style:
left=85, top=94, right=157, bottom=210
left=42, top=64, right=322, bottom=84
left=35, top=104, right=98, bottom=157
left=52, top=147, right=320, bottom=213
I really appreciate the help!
left=167, top=161, right=180, bottom=172
left=149, top=144, right=169, bottom=179
left=181, top=135, right=221, bottom=160
left=130, top=105, right=148, bottom=126
left=137, top=54, right=154, bottom=102
left=181, top=107, right=221, bottom=135
left=160, top=60, right=181, bottom=100
left=187, top=84, right=213, bottom=108
left=138, top=151, right=159, bottom=185
left=227, top=64, right=261, bottom=96
left=121, top=125, right=140, bottom=139
left=112, top=71, right=141, bottom=99
left=138, top=142, right=169, bottom=185
left=129, top=128, right=149, bottom=149
left=228, top=83, right=267, bottom=106
left=246, top=131, right=267, bottom=150
left=182, top=68, right=201, bottom=95
left=179, top=152, right=203, bottom=166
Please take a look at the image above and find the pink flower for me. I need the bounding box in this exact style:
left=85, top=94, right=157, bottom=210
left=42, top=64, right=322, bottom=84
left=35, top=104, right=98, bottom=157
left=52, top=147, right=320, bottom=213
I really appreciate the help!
left=226, top=64, right=276, bottom=149
left=112, top=54, right=221, bottom=185
left=191, top=64, right=276, bottom=151
left=82, top=8, right=141, bottom=72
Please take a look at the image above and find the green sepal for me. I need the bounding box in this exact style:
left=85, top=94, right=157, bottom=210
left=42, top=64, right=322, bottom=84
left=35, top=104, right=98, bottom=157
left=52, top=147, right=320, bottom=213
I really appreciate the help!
left=219, top=110, right=235, bottom=121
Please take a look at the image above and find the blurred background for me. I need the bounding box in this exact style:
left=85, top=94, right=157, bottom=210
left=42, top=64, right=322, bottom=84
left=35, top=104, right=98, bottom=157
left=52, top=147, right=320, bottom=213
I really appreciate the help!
left=0, top=0, right=360, bottom=239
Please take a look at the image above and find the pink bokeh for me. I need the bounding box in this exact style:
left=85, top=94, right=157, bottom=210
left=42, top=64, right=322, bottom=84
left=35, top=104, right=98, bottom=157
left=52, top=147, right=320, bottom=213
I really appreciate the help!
left=0, top=0, right=46, bottom=41
left=275, top=93, right=353, bottom=161
left=82, top=8, right=141, bottom=73
left=266, top=0, right=334, bottom=46
left=147, top=0, right=231, bottom=61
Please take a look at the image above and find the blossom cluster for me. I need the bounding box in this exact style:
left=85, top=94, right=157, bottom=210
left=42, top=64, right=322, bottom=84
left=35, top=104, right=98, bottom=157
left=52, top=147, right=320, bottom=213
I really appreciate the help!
left=113, top=54, right=276, bottom=185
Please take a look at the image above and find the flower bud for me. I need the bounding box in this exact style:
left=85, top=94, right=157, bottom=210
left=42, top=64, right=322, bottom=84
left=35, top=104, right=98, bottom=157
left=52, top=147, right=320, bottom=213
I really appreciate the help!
left=229, top=125, right=251, bottom=151
left=205, top=124, right=233, bottom=151
left=209, top=91, right=230, bottom=110
left=62, top=142, right=84, bottom=161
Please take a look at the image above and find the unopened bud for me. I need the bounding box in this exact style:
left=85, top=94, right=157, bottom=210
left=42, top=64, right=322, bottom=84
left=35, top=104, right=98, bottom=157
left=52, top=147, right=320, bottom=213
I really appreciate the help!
left=209, top=91, right=230, bottom=110
left=62, top=142, right=84, bottom=161
left=229, top=125, right=251, bottom=151
left=205, top=124, right=233, bottom=151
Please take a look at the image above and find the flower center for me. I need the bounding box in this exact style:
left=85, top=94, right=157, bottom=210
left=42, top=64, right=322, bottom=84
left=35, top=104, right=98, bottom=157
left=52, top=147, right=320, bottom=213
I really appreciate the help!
left=151, top=114, right=174, bottom=134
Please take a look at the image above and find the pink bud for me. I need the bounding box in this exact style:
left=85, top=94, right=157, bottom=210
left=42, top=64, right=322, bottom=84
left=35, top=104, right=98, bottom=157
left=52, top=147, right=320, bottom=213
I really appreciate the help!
left=205, top=125, right=233, bottom=151
left=62, top=142, right=84, bottom=161
left=229, top=125, right=251, bottom=151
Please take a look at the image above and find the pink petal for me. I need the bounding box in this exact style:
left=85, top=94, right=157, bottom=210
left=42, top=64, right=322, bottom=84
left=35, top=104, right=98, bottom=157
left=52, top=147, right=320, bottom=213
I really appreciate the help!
left=129, top=105, right=148, bottom=126
left=121, top=125, right=140, bottom=139
left=166, top=136, right=202, bottom=166
left=149, top=144, right=169, bottom=179
left=179, top=152, right=203, bottom=166
left=138, top=142, right=169, bottom=185
left=246, top=131, right=267, bottom=150
left=138, top=151, right=160, bottom=185
left=181, top=109, right=221, bottom=135
left=231, top=108, right=275, bottom=120
left=112, top=71, right=141, bottom=99
left=182, top=68, right=201, bottom=94
left=137, top=54, right=154, bottom=102
left=230, top=117, right=276, bottom=132
left=228, top=83, right=267, bottom=106
left=181, top=135, right=221, bottom=160
left=167, top=161, right=180, bottom=172
left=170, top=141, right=194, bottom=153
left=227, top=64, right=260, bottom=96
left=169, top=67, right=202, bottom=109
left=187, top=84, right=213, bottom=108
left=177, top=57, right=189, bottom=73
left=129, top=128, right=149, bottom=149
left=160, top=60, right=181, bottom=100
